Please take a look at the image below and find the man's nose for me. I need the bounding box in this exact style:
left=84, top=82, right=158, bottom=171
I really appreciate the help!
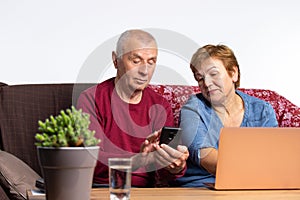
left=138, top=64, right=148, bottom=75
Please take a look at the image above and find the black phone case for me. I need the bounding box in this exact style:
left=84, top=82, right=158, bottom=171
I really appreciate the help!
left=159, top=127, right=182, bottom=147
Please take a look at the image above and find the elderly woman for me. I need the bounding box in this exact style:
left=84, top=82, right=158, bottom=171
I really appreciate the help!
left=171, top=44, right=278, bottom=187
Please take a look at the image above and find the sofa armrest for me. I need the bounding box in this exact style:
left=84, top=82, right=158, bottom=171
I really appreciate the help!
left=239, top=88, right=300, bottom=127
left=0, top=151, right=41, bottom=200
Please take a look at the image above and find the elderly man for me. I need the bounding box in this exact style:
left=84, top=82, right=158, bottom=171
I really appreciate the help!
left=77, top=29, right=189, bottom=187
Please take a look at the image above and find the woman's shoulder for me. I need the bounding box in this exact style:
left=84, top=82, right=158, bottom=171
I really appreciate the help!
left=183, top=93, right=210, bottom=110
left=237, top=90, right=270, bottom=105
left=237, top=90, right=274, bottom=113
left=237, top=90, right=278, bottom=126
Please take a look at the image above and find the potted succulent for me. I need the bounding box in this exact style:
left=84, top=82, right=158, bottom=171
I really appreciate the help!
left=35, top=106, right=100, bottom=200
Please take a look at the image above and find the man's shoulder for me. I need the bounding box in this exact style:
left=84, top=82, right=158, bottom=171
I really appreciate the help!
left=78, top=78, right=114, bottom=100
left=144, top=86, right=169, bottom=102
left=144, top=86, right=161, bottom=95
left=95, top=78, right=114, bottom=90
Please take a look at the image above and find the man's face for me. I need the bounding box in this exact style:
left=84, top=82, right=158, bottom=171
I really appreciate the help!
left=115, top=46, right=158, bottom=91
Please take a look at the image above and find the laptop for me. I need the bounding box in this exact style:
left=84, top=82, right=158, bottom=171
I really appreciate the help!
left=207, top=127, right=300, bottom=190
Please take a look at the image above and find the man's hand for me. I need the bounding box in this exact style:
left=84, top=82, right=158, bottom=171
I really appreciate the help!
left=155, top=144, right=189, bottom=174
left=133, top=130, right=189, bottom=174
left=132, top=130, right=161, bottom=171
left=140, top=130, right=161, bottom=155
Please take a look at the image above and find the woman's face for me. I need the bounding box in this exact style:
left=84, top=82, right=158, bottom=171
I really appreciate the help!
left=192, top=58, right=238, bottom=105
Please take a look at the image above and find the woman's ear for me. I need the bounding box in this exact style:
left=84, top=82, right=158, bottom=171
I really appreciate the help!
left=232, top=66, right=239, bottom=82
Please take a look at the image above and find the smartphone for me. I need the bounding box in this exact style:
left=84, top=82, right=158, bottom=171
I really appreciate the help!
left=159, top=126, right=182, bottom=148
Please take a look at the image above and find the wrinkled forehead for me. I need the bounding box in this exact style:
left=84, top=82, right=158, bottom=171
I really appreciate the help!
left=121, top=39, right=157, bottom=56
left=123, top=40, right=157, bottom=54
left=193, top=57, right=217, bottom=71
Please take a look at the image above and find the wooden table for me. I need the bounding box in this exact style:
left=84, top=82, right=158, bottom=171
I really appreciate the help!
left=27, top=187, right=300, bottom=200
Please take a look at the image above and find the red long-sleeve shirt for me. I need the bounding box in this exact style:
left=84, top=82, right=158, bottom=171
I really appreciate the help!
left=77, top=78, right=183, bottom=187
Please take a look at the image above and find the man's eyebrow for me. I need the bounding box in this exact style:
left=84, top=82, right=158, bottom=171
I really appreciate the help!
left=129, top=53, right=157, bottom=61
left=129, top=53, right=142, bottom=59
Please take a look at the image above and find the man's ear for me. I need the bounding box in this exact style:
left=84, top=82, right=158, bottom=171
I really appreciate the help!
left=112, top=51, right=118, bottom=69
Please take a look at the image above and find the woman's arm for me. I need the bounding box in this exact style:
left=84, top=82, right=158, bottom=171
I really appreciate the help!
left=200, top=147, right=218, bottom=175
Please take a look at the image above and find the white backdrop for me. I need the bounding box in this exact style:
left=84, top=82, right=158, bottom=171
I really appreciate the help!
left=1, top=0, right=300, bottom=106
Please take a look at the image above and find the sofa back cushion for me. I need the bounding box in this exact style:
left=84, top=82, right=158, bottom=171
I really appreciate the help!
left=0, top=83, right=94, bottom=175
left=148, top=85, right=300, bottom=127
left=0, top=83, right=299, bottom=176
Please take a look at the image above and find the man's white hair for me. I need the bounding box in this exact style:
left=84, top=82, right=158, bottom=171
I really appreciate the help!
left=116, top=29, right=157, bottom=57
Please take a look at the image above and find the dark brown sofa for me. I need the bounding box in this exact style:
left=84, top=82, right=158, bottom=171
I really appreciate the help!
left=1, top=82, right=300, bottom=200
left=0, top=83, right=95, bottom=200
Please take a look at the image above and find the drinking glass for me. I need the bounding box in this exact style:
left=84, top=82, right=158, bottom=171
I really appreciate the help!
left=108, top=158, right=132, bottom=200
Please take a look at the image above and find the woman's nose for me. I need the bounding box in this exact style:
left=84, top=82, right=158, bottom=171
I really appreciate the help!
left=204, top=76, right=213, bottom=87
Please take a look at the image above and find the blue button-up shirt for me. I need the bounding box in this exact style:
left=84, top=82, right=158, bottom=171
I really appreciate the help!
left=171, top=90, right=278, bottom=187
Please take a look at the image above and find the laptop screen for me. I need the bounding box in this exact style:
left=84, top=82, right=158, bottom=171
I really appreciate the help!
left=214, top=127, right=300, bottom=190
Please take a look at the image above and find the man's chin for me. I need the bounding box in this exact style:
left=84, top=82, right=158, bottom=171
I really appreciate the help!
left=135, top=85, right=147, bottom=91
left=130, top=83, right=148, bottom=91
left=135, top=79, right=148, bottom=85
